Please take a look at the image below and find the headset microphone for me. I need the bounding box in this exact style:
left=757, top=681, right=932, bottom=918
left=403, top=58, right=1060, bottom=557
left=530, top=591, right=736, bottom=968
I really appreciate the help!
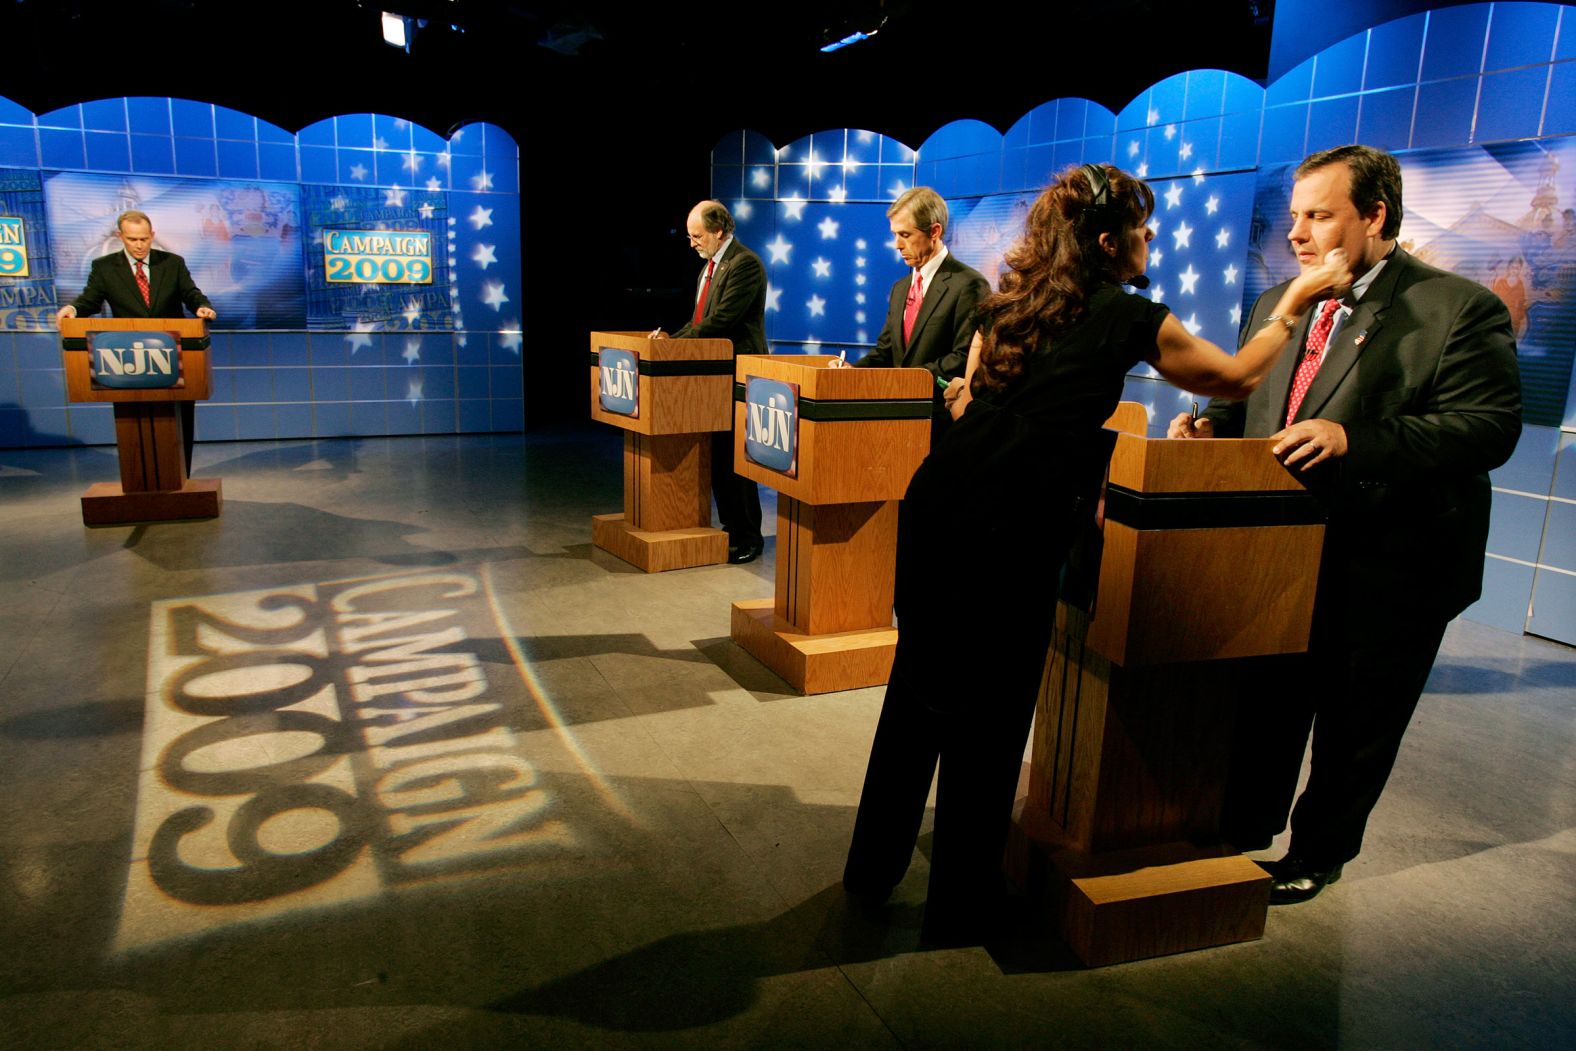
left=1127, top=274, right=1151, bottom=289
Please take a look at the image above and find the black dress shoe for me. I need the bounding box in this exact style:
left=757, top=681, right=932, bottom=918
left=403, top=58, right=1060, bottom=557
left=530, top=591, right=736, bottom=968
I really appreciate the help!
left=1266, top=858, right=1344, bottom=905
left=728, top=542, right=763, bottom=564
left=842, top=875, right=894, bottom=909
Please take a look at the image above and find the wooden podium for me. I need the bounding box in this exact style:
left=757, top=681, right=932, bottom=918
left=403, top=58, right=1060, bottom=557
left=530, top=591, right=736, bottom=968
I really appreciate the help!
left=729, top=355, right=933, bottom=694
left=1007, top=406, right=1326, bottom=966
left=589, top=331, right=735, bottom=572
left=60, top=317, right=221, bottom=525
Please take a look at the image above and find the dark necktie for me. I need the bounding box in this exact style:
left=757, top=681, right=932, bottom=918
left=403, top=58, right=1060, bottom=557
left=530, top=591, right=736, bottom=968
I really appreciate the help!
left=1285, top=298, right=1342, bottom=425
left=902, top=271, right=924, bottom=344
left=134, top=260, right=151, bottom=307
left=692, top=259, right=716, bottom=327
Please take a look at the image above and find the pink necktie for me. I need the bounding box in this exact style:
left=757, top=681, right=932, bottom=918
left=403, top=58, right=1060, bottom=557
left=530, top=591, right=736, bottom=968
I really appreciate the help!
left=134, top=260, right=151, bottom=307
left=1285, top=299, right=1342, bottom=425
left=902, top=271, right=924, bottom=344
left=692, top=259, right=716, bottom=327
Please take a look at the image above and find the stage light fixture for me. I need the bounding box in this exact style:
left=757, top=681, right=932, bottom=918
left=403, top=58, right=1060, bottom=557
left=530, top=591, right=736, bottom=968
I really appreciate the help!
left=820, top=18, right=886, bottom=53
left=381, top=11, right=411, bottom=51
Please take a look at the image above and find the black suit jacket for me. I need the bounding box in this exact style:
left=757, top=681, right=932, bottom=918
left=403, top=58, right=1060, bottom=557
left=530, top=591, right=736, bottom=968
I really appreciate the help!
left=1204, top=248, right=1521, bottom=625
left=858, top=252, right=989, bottom=384
left=69, top=248, right=212, bottom=319
left=672, top=239, right=767, bottom=355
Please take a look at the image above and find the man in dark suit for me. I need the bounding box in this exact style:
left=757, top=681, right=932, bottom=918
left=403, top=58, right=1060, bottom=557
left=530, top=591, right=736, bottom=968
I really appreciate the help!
left=650, top=200, right=768, bottom=564
left=856, top=187, right=989, bottom=446
left=1168, top=145, right=1522, bottom=903
left=57, top=209, right=216, bottom=474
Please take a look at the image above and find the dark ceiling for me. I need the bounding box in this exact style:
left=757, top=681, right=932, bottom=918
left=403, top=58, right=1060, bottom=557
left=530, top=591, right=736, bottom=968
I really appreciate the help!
left=2, top=0, right=1273, bottom=149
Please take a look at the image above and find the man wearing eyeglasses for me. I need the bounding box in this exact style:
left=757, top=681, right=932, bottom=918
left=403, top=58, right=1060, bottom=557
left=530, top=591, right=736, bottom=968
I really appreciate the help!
left=650, top=200, right=768, bottom=564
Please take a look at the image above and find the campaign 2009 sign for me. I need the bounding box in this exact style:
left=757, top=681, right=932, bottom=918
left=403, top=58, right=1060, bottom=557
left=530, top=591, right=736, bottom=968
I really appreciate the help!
left=744, top=376, right=798, bottom=477
left=87, top=330, right=182, bottom=389
left=324, top=230, right=433, bottom=284
left=597, top=348, right=638, bottom=417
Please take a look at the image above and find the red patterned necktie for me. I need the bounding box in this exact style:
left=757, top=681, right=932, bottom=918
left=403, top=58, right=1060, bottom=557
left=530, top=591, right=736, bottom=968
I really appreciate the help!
left=902, top=271, right=924, bottom=343
left=1284, top=298, right=1342, bottom=425
left=134, top=259, right=151, bottom=307
left=692, top=259, right=716, bottom=327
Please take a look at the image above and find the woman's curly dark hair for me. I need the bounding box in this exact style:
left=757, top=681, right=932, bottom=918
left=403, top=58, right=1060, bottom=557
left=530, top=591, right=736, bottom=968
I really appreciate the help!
left=973, top=164, right=1154, bottom=394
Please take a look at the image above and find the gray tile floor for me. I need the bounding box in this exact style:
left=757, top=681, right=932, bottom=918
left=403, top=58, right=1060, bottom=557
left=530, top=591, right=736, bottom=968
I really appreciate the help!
left=1, top=430, right=1572, bottom=1050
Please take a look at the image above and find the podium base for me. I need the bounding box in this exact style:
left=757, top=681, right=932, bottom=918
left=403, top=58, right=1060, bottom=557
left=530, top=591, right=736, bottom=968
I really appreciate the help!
left=81, top=478, right=222, bottom=526
left=729, top=597, right=896, bottom=695
left=1007, top=801, right=1269, bottom=967
left=592, top=513, right=727, bottom=573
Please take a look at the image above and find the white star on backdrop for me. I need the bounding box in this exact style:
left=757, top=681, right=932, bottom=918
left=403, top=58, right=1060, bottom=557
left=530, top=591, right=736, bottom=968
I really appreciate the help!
left=765, top=286, right=783, bottom=311
left=1205, top=195, right=1220, bottom=215
left=842, top=156, right=861, bottom=172
left=1150, top=284, right=1165, bottom=301
left=1183, top=313, right=1202, bottom=335
left=1136, top=163, right=1149, bottom=178
left=1179, top=264, right=1201, bottom=295
left=472, top=244, right=497, bottom=268
left=1223, top=263, right=1239, bottom=284
left=1172, top=220, right=1194, bottom=250
left=374, top=136, right=390, bottom=151
left=734, top=201, right=754, bottom=219
left=1192, top=167, right=1206, bottom=184
left=812, top=258, right=831, bottom=278
left=436, top=153, right=452, bottom=169
left=330, top=195, right=348, bottom=210
left=1164, top=124, right=1177, bottom=140
left=385, top=185, right=407, bottom=207
left=828, top=186, right=848, bottom=203
left=1128, top=140, right=1141, bottom=157
left=481, top=281, right=509, bottom=310
left=855, top=292, right=866, bottom=304
left=781, top=197, right=807, bottom=220
left=425, top=177, right=442, bottom=191
left=818, top=216, right=840, bottom=239
left=807, top=294, right=826, bottom=318
left=405, top=375, right=423, bottom=405
left=1147, top=108, right=1160, bottom=124
left=751, top=168, right=772, bottom=189
left=765, top=234, right=793, bottom=265
left=418, top=201, right=435, bottom=219
left=855, top=311, right=867, bottom=323
left=471, top=170, right=493, bottom=191
left=344, top=322, right=376, bottom=353
left=805, top=150, right=829, bottom=180
left=1164, top=184, right=1184, bottom=209
left=402, top=336, right=422, bottom=362
left=854, top=273, right=866, bottom=286
left=1179, top=142, right=1193, bottom=160
left=888, top=179, right=909, bottom=198
left=468, top=206, right=493, bottom=230
left=1230, top=304, right=1242, bottom=325
left=1150, top=247, right=1164, bottom=267
left=1215, top=228, right=1231, bottom=249
left=402, top=299, right=422, bottom=326
left=498, top=324, right=522, bottom=353
left=403, top=153, right=423, bottom=172
left=349, top=163, right=368, bottom=181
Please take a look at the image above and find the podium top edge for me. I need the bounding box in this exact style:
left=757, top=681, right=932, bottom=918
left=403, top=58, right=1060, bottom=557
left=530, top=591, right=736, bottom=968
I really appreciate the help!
left=1109, top=432, right=1307, bottom=494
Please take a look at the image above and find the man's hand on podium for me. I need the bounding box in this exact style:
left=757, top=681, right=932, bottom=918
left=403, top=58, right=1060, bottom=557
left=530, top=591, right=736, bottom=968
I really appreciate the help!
left=55, top=305, right=76, bottom=326
left=196, top=306, right=216, bottom=320
left=647, top=328, right=667, bottom=340
left=1166, top=411, right=1214, bottom=439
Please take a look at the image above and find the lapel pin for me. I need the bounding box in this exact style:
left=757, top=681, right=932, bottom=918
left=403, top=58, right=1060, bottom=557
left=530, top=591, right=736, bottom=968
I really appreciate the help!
left=1353, top=329, right=1368, bottom=347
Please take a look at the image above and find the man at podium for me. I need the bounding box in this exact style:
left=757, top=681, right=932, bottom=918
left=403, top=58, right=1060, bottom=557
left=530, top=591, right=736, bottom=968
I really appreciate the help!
left=650, top=200, right=767, bottom=563
left=56, top=209, right=216, bottom=473
left=1168, top=145, right=1522, bottom=905
left=855, top=187, right=989, bottom=447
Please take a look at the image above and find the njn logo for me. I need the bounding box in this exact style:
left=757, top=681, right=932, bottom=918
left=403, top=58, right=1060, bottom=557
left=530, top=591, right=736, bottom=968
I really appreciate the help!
left=744, top=376, right=797, bottom=476
left=598, top=347, right=638, bottom=417
left=88, top=331, right=182, bottom=389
